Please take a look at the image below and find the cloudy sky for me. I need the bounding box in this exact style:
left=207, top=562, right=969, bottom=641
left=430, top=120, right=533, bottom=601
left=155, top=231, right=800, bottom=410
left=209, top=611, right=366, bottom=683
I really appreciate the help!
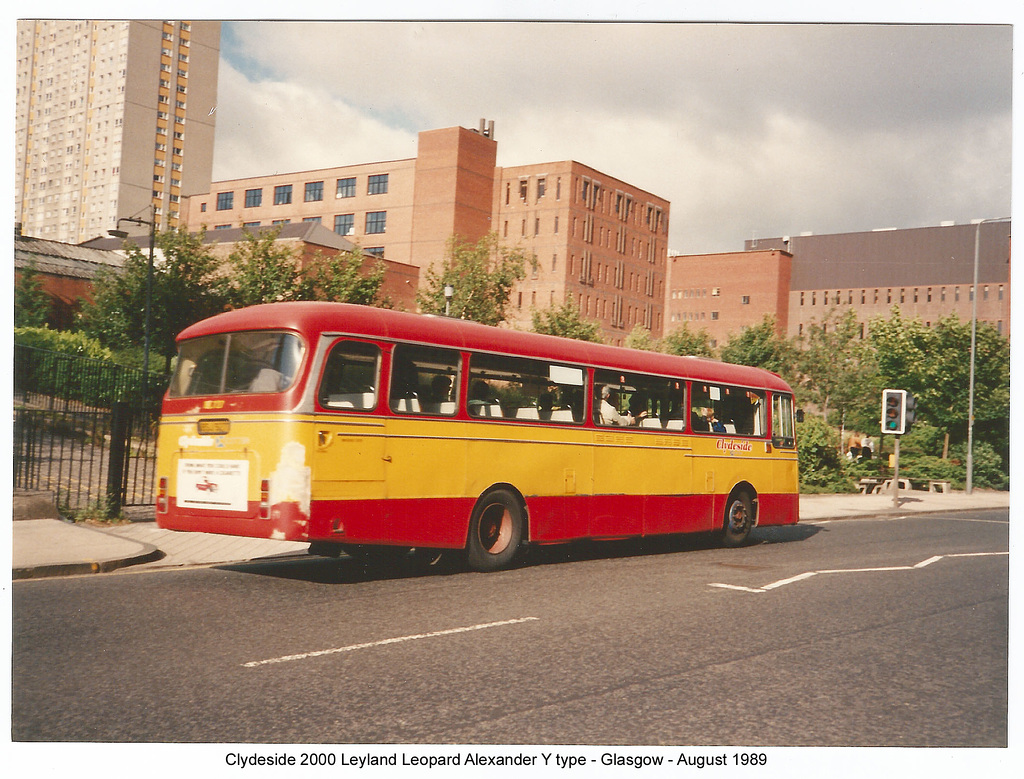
left=211, top=13, right=1013, bottom=255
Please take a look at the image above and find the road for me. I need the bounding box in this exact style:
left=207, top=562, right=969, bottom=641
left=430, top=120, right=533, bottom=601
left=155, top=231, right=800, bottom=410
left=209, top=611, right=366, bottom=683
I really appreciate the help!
left=12, top=509, right=1008, bottom=749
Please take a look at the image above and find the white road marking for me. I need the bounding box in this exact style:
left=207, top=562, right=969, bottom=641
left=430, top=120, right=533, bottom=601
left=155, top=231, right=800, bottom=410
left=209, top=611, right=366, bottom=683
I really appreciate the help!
left=709, top=552, right=1007, bottom=594
left=242, top=617, right=540, bottom=668
left=806, top=515, right=1008, bottom=526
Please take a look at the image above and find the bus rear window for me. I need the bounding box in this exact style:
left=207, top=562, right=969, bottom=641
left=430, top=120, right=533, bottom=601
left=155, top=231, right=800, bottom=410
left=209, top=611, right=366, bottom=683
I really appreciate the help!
left=170, top=331, right=305, bottom=397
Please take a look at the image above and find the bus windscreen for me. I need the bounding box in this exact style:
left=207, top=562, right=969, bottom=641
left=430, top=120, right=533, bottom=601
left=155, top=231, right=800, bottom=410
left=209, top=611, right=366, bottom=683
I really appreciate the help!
left=169, top=331, right=304, bottom=397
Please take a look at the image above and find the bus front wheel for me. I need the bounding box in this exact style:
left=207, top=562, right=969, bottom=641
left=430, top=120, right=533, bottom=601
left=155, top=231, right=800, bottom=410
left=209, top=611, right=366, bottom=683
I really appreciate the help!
left=467, top=489, right=524, bottom=572
left=721, top=491, right=754, bottom=547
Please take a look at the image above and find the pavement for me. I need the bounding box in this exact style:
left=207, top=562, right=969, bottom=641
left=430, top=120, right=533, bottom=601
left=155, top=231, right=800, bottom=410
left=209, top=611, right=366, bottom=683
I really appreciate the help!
left=10, top=488, right=1012, bottom=580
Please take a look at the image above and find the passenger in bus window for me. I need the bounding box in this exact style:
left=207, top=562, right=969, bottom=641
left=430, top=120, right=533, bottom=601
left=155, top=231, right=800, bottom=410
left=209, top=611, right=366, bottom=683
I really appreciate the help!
left=628, top=393, right=650, bottom=424
left=705, top=407, right=726, bottom=433
left=468, top=379, right=500, bottom=417
left=600, top=385, right=637, bottom=426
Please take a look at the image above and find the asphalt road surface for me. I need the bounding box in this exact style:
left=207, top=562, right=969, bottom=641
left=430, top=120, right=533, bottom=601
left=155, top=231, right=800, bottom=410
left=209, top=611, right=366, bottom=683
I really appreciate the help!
left=13, top=509, right=1008, bottom=749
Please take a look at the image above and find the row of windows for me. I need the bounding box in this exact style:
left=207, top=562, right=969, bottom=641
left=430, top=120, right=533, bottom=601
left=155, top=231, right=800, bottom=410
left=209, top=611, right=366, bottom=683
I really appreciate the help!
left=213, top=174, right=390, bottom=212
left=211, top=211, right=387, bottom=238
left=799, top=285, right=1005, bottom=307
left=317, top=340, right=793, bottom=444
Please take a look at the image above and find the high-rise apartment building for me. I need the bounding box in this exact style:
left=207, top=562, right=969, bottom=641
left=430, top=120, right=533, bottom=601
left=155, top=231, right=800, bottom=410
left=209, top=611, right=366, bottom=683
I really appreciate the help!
left=183, top=122, right=670, bottom=344
left=15, top=20, right=220, bottom=244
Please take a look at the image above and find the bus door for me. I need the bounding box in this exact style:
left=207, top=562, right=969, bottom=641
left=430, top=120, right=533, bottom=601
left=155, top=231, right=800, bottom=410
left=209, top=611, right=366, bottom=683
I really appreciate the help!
left=382, top=343, right=467, bottom=548
left=770, top=392, right=799, bottom=521
left=311, top=339, right=388, bottom=539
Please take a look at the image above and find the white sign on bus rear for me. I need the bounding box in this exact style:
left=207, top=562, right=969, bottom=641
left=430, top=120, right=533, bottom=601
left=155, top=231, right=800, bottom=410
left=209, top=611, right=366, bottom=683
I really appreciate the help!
left=177, top=459, right=249, bottom=512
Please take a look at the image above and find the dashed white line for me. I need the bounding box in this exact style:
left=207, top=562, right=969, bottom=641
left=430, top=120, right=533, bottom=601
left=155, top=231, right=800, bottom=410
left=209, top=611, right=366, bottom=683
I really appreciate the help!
left=709, top=552, right=1007, bottom=594
left=242, top=617, right=540, bottom=668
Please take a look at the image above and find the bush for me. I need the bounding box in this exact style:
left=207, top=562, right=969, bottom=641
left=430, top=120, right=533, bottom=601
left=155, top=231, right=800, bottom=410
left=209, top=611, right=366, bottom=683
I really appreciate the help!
left=950, top=441, right=1008, bottom=491
left=15, top=326, right=114, bottom=360
left=797, top=416, right=857, bottom=493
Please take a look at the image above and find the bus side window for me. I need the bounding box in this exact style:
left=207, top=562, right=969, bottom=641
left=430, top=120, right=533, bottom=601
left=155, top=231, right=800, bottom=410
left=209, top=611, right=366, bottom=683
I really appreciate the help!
left=318, top=340, right=380, bottom=411
left=389, top=344, right=460, bottom=416
left=467, top=353, right=584, bottom=423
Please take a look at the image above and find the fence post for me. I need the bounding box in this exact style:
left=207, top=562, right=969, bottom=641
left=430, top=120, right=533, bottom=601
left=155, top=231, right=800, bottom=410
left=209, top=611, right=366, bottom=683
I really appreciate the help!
left=106, top=401, right=131, bottom=517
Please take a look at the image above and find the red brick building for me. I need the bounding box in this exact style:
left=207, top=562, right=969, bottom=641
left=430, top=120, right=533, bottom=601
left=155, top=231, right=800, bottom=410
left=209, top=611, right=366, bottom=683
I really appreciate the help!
left=666, top=250, right=792, bottom=348
left=183, top=122, right=670, bottom=344
left=14, top=231, right=125, bottom=329
left=667, top=221, right=1010, bottom=347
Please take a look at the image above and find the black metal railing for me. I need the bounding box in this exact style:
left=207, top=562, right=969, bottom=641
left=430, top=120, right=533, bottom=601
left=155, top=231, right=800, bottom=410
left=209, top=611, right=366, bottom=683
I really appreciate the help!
left=13, top=344, right=166, bottom=514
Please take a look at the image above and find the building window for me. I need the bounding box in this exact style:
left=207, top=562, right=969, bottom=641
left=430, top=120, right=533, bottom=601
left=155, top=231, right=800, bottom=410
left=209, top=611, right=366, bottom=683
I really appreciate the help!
left=741, top=296, right=750, bottom=305
left=303, top=216, right=322, bottom=224
left=242, top=221, right=260, bottom=228
left=336, top=177, right=356, bottom=198
left=216, top=191, right=233, bottom=211
left=334, top=214, right=355, bottom=236
left=710, top=311, right=719, bottom=320
left=536, top=178, right=546, bottom=200
left=367, top=174, right=389, bottom=195
left=366, top=247, right=385, bottom=257
left=366, top=211, right=387, bottom=234
left=244, top=188, right=262, bottom=208
left=519, top=180, right=528, bottom=201
left=305, top=181, right=324, bottom=202
left=274, top=185, right=292, bottom=205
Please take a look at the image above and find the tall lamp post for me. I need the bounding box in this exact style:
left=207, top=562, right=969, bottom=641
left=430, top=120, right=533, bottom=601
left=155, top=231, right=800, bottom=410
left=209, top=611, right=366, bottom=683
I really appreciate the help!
left=109, top=206, right=157, bottom=378
left=966, top=216, right=1010, bottom=494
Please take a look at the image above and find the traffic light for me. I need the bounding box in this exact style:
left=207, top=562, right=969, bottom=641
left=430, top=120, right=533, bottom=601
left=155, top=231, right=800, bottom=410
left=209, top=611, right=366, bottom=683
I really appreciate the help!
left=881, top=389, right=908, bottom=435
left=904, top=392, right=916, bottom=433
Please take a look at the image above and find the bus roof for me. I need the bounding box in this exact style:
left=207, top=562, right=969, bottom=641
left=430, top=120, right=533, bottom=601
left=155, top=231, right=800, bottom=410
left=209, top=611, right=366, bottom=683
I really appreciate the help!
left=177, top=302, right=794, bottom=394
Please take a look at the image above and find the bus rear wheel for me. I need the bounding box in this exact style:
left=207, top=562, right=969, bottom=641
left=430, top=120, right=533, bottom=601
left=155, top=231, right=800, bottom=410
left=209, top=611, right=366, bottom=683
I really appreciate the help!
left=722, top=491, right=754, bottom=547
left=467, top=489, right=524, bottom=572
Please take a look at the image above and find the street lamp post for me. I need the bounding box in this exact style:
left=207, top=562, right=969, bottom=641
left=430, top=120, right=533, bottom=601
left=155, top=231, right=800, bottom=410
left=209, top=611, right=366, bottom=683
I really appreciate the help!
left=109, top=206, right=156, bottom=378
left=966, top=216, right=1010, bottom=495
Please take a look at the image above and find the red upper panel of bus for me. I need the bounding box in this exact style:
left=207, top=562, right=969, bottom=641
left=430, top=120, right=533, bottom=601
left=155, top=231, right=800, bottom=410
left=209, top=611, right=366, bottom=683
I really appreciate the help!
left=176, top=302, right=794, bottom=394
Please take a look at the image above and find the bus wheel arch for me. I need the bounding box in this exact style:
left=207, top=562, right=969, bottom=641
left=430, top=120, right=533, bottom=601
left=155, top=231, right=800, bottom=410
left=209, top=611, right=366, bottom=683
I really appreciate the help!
left=721, top=483, right=757, bottom=547
left=465, top=484, right=527, bottom=572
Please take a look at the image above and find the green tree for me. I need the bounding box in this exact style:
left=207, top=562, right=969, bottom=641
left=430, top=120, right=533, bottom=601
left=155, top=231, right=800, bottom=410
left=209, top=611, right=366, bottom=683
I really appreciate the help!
left=303, top=248, right=391, bottom=307
left=15, top=259, right=51, bottom=328
left=625, top=324, right=656, bottom=351
left=799, top=308, right=875, bottom=428
left=418, top=233, right=529, bottom=326
left=81, top=226, right=225, bottom=372
left=221, top=226, right=306, bottom=308
left=661, top=323, right=714, bottom=358
left=720, top=315, right=798, bottom=384
left=531, top=298, right=602, bottom=342
left=871, top=308, right=1009, bottom=460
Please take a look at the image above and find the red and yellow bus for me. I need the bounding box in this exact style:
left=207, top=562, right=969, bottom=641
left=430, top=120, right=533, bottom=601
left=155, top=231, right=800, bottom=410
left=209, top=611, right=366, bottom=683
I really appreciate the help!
left=155, top=302, right=799, bottom=571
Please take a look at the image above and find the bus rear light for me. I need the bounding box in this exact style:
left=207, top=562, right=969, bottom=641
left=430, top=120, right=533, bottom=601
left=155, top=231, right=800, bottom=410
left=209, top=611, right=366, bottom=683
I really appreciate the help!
left=259, top=479, right=270, bottom=519
left=156, top=477, right=168, bottom=513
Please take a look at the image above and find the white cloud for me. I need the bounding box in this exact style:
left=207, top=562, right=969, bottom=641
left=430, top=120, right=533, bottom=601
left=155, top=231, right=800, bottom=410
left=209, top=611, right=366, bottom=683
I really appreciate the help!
left=213, top=20, right=1013, bottom=253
